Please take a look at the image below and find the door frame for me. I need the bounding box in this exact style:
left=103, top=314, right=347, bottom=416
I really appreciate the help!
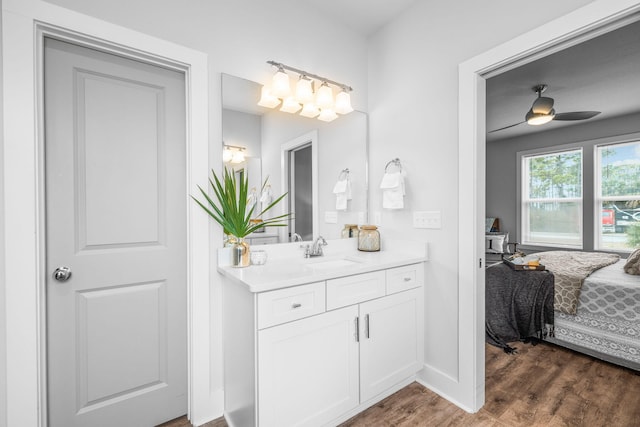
left=2, top=1, right=213, bottom=426
left=458, top=0, right=640, bottom=412
left=280, top=130, right=318, bottom=242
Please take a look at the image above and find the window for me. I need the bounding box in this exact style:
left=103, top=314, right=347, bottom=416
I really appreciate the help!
left=521, top=149, right=583, bottom=248
left=596, top=141, right=640, bottom=251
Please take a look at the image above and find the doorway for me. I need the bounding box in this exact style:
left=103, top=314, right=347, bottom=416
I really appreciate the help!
left=280, top=130, right=319, bottom=243
left=44, top=37, right=187, bottom=426
left=458, top=2, right=640, bottom=412
left=288, top=143, right=313, bottom=241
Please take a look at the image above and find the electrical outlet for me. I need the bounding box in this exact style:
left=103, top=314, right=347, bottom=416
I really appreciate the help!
left=413, top=211, right=441, bottom=229
left=324, top=211, right=338, bottom=224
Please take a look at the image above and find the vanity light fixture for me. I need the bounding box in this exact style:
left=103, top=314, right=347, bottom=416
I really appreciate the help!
left=259, top=60, right=353, bottom=122
left=223, top=144, right=246, bottom=164
left=295, top=76, right=314, bottom=104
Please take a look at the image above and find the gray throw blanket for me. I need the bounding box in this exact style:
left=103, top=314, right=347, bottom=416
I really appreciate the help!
left=486, top=263, right=555, bottom=353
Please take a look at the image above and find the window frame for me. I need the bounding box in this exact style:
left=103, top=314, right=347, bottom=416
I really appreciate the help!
left=594, top=139, right=640, bottom=251
left=519, top=147, right=584, bottom=249
left=517, top=132, right=640, bottom=254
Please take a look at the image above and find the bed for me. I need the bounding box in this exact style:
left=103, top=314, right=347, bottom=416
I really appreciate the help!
left=486, top=251, right=640, bottom=371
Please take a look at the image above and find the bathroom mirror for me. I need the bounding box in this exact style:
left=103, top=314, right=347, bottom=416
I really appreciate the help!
left=222, top=73, right=369, bottom=244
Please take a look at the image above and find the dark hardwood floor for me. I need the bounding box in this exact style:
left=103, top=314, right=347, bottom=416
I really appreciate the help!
left=160, top=341, right=640, bottom=427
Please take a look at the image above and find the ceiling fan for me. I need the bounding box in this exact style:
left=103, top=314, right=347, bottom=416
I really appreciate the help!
left=489, top=84, right=601, bottom=133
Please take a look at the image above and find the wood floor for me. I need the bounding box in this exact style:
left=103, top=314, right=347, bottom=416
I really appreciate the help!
left=160, top=341, right=640, bottom=427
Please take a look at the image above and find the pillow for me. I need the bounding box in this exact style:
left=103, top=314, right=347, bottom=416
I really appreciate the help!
left=486, top=234, right=507, bottom=254
left=624, top=248, right=640, bottom=275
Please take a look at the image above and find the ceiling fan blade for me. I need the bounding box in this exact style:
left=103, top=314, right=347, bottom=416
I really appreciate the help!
left=488, top=121, right=525, bottom=133
left=553, top=111, right=601, bottom=121
left=532, top=96, right=554, bottom=114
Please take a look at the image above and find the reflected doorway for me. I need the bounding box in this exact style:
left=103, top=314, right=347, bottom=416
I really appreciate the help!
left=288, top=143, right=313, bottom=241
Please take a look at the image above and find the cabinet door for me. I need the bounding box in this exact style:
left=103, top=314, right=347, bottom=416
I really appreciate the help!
left=359, top=288, right=423, bottom=402
left=258, top=305, right=360, bottom=427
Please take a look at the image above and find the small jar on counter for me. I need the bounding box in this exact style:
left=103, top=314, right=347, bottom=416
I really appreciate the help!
left=358, top=225, right=380, bottom=252
left=341, top=224, right=359, bottom=239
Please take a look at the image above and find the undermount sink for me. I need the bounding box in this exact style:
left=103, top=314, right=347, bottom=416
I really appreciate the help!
left=305, top=257, right=366, bottom=271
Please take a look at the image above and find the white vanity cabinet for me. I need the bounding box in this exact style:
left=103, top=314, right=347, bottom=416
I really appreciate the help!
left=221, top=260, right=425, bottom=427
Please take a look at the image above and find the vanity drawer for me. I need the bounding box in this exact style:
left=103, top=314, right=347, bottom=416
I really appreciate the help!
left=257, top=281, right=326, bottom=329
left=326, top=271, right=386, bottom=310
left=386, top=264, right=423, bottom=295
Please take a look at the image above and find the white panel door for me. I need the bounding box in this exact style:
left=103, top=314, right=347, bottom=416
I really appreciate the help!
left=44, top=38, right=187, bottom=427
left=258, top=306, right=360, bottom=427
left=359, top=289, right=422, bottom=403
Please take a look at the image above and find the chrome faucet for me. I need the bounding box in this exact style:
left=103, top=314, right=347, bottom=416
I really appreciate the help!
left=304, top=236, right=328, bottom=258
left=292, top=233, right=303, bottom=242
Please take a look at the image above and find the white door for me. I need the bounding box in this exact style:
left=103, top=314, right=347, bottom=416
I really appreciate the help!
left=359, top=289, right=422, bottom=402
left=258, top=306, right=360, bottom=427
left=44, top=38, right=187, bottom=427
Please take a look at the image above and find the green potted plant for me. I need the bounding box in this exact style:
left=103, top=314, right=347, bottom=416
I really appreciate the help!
left=192, top=167, right=290, bottom=267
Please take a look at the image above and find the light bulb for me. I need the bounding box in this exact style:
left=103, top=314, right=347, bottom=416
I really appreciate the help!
left=257, top=86, right=280, bottom=108
left=335, top=90, right=353, bottom=114
left=300, top=102, right=320, bottom=118
left=271, top=69, right=291, bottom=98
left=280, top=97, right=302, bottom=114
left=316, top=82, right=333, bottom=109
left=295, top=77, right=314, bottom=104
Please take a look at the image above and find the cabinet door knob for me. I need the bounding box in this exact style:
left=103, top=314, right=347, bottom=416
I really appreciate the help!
left=365, top=314, right=370, bottom=339
left=354, top=317, right=360, bottom=342
left=403, top=277, right=411, bottom=282
left=291, top=303, right=302, bottom=309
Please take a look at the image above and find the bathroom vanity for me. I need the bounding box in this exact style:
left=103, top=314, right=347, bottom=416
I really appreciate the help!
left=218, top=239, right=427, bottom=427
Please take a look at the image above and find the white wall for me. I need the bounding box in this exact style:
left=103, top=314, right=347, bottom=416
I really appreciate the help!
left=33, top=0, right=368, bottom=421
left=367, top=0, right=593, bottom=407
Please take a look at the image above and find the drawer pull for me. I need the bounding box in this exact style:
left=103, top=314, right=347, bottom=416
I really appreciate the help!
left=291, top=303, right=302, bottom=309
left=403, top=277, right=411, bottom=282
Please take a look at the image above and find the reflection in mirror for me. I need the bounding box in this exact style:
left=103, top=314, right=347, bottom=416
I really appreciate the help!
left=222, top=73, right=368, bottom=244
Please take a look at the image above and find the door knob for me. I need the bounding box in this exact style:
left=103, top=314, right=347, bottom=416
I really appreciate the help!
left=53, top=266, right=72, bottom=282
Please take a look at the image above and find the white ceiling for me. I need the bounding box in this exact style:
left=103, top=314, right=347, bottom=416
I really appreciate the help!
left=299, top=0, right=419, bottom=36
left=486, top=20, right=640, bottom=142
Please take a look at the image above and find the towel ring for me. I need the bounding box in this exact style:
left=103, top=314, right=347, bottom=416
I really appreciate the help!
left=337, top=168, right=350, bottom=180
left=385, top=158, right=402, bottom=172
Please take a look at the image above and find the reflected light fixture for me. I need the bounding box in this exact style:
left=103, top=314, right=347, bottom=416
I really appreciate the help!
left=223, top=144, right=246, bottom=164
left=280, top=96, right=302, bottom=113
left=259, top=60, right=353, bottom=122
left=257, top=86, right=280, bottom=108
left=300, top=102, right=320, bottom=118
left=318, top=108, right=338, bottom=122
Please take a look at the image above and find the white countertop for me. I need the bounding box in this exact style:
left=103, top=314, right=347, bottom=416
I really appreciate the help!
left=217, top=238, right=428, bottom=293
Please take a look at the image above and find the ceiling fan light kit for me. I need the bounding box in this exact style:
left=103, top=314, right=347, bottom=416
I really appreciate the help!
left=489, top=83, right=601, bottom=133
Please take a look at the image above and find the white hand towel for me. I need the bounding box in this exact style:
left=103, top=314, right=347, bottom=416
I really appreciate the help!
left=333, top=178, right=350, bottom=211
left=380, top=172, right=405, bottom=209
left=260, top=187, right=272, bottom=205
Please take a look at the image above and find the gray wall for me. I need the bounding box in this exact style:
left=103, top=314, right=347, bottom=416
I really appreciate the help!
left=487, top=112, right=640, bottom=252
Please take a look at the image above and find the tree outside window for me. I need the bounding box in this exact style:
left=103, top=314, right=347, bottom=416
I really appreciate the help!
left=522, top=149, right=582, bottom=248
